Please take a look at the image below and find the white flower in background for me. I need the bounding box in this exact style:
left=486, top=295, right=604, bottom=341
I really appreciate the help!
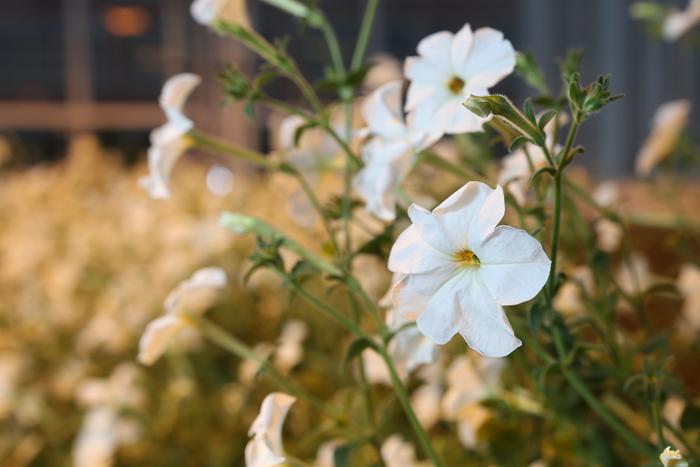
left=635, top=100, right=691, bottom=177
left=138, top=267, right=227, bottom=365
left=381, top=435, right=420, bottom=467
left=363, top=275, right=438, bottom=384
left=404, top=23, right=515, bottom=136
left=592, top=181, right=619, bottom=208
left=595, top=218, right=624, bottom=253
left=388, top=181, right=550, bottom=356
left=553, top=266, right=594, bottom=317
left=141, top=73, right=201, bottom=199
left=316, top=440, right=342, bottom=467
left=273, top=320, right=308, bottom=374
left=662, top=0, right=700, bottom=41
left=73, top=364, right=145, bottom=467
left=354, top=80, right=440, bottom=221
left=497, top=143, right=548, bottom=206
left=245, top=393, right=296, bottom=467
left=616, top=254, right=652, bottom=297
left=72, top=406, right=120, bottom=467
left=678, top=263, right=700, bottom=334
left=497, top=113, right=565, bottom=205
left=659, top=446, right=689, bottom=467
left=411, top=382, right=443, bottom=430
left=190, top=0, right=230, bottom=25
left=441, top=355, right=503, bottom=448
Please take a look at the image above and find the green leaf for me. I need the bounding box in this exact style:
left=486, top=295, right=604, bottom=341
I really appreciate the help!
left=464, top=94, right=546, bottom=147
left=509, top=135, right=531, bottom=152
left=524, top=98, right=536, bottom=124
left=343, top=336, right=379, bottom=370
left=529, top=166, right=556, bottom=185
left=560, top=48, right=584, bottom=83
left=538, top=110, right=558, bottom=131
left=515, top=51, right=550, bottom=95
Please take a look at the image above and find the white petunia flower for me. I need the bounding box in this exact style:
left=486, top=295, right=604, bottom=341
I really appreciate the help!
left=273, top=320, right=308, bottom=374
left=138, top=267, right=227, bottom=365
left=592, top=181, right=619, bottom=208
left=141, top=73, right=201, bottom=199
left=497, top=143, right=548, bottom=206
left=404, top=23, right=515, bottom=137
left=616, top=254, right=652, bottom=298
left=354, top=80, right=440, bottom=221
left=388, top=181, right=550, bottom=356
left=381, top=435, right=420, bottom=467
left=635, top=100, right=691, bottom=177
left=662, top=0, right=700, bottom=41
left=595, top=218, right=624, bottom=253
left=190, top=0, right=230, bottom=25
left=659, top=446, right=689, bottom=467
left=245, top=393, right=296, bottom=467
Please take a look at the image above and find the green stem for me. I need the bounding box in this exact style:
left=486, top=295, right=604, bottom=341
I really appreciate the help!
left=417, top=150, right=479, bottom=180
left=190, top=131, right=276, bottom=170
left=545, top=119, right=579, bottom=301
left=559, top=364, right=657, bottom=458
left=351, top=0, right=380, bottom=70
left=279, top=271, right=366, bottom=338
left=319, top=14, right=346, bottom=75
left=192, top=315, right=326, bottom=412
left=258, top=0, right=323, bottom=26
left=377, top=346, right=443, bottom=467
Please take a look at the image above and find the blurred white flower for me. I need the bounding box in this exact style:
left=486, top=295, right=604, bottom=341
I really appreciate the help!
left=273, top=320, right=308, bottom=374
left=592, top=181, right=619, bottom=208
left=441, top=355, right=503, bottom=448
left=497, top=143, right=548, bottom=206
left=659, top=446, right=688, bottom=467
left=662, top=0, right=700, bottom=41
left=404, top=23, right=515, bottom=136
left=354, top=80, right=440, bottom=221
left=678, top=263, right=700, bottom=334
left=138, top=267, right=227, bottom=365
left=245, top=393, right=296, bottom=467
left=72, top=406, right=119, bottom=467
left=595, top=218, right=624, bottom=253
left=206, top=164, right=235, bottom=197
left=411, top=382, right=442, bottom=430
left=190, top=0, right=230, bottom=25
left=635, top=100, right=691, bottom=177
left=381, top=435, right=420, bottom=467
left=616, top=254, right=652, bottom=297
left=388, top=181, right=550, bottom=356
left=141, top=73, right=201, bottom=199
left=316, top=440, right=342, bottom=467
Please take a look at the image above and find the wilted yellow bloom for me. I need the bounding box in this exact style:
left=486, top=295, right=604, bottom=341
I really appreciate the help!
left=659, top=446, right=688, bottom=467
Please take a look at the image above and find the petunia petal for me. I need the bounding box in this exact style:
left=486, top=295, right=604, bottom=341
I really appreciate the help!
left=460, top=27, right=515, bottom=89
left=450, top=23, right=475, bottom=76
left=248, top=392, right=296, bottom=455
left=432, top=181, right=504, bottom=250
left=392, top=264, right=455, bottom=320
left=159, top=73, right=201, bottom=116
left=363, top=80, right=409, bottom=141
left=416, top=271, right=468, bottom=344
left=415, top=30, right=454, bottom=77
left=475, top=225, right=551, bottom=306
left=456, top=273, right=522, bottom=357
left=407, top=203, right=456, bottom=254
left=137, top=315, right=186, bottom=366
left=388, top=225, right=451, bottom=274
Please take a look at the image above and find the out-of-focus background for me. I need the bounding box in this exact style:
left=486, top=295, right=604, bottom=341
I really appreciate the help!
left=1, top=0, right=698, bottom=174
left=1, top=1, right=699, bottom=466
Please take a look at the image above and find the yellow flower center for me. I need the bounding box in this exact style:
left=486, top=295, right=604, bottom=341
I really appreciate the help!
left=454, top=249, right=480, bottom=268
left=447, top=76, right=465, bottom=94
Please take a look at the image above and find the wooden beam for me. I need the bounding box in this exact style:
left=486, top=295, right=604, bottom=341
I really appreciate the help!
left=0, top=102, right=163, bottom=131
